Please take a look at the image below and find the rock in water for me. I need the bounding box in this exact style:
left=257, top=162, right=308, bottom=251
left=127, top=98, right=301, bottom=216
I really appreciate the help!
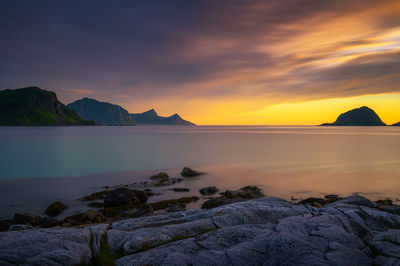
left=181, top=167, right=205, bottom=177
left=321, top=106, right=386, bottom=126
left=45, top=201, right=68, bottom=216
left=199, top=186, right=219, bottom=195
left=104, top=187, right=148, bottom=208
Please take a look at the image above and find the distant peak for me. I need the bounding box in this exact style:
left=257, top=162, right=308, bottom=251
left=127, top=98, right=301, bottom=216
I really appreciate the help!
left=145, top=109, right=158, bottom=115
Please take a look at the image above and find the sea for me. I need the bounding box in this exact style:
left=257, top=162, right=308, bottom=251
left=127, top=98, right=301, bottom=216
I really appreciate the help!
left=1, top=125, right=400, bottom=219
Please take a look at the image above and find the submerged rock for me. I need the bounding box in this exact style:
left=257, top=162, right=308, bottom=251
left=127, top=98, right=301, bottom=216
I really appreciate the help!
left=150, top=172, right=170, bottom=181
left=199, top=186, right=219, bottom=195
left=45, top=201, right=68, bottom=216
left=87, top=202, right=104, bottom=208
left=181, top=167, right=205, bottom=177
left=80, top=189, right=111, bottom=201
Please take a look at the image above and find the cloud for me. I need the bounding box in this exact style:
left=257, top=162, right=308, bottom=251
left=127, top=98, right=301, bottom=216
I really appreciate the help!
left=0, top=0, right=400, bottom=115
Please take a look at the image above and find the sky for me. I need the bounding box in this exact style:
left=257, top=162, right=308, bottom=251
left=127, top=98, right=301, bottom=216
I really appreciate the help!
left=1, top=0, right=400, bottom=125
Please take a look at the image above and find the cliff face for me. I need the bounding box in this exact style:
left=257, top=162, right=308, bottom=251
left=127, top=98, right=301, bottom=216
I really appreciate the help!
left=131, top=109, right=195, bottom=125
left=67, top=98, right=135, bottom=126
left=321, top=106, right=386, bottom=126
left=0, top=87, right=94, bottom=126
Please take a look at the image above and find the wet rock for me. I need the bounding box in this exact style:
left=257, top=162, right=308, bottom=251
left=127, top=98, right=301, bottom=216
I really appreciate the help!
left=40, top=217, right=62, bottom=228
left=104, top=187, right=147, bottom=208
left=80, top=189, right=110, bottom=201
left=64, top=210, right=104, bottom=226
left=149, top=196, right=199, bottom=211
left=44, top=201, right=68, bottom=216
left=202, top=186, right=264, bottom=209
left=87, top=202, right=104, bottom=208
left=325, top=194, right=339, bottom=201
left=150, top=172, right=170, bottom=181
left=199, top=186, right=219, bottom=195
left=0, top=220, right=12, bottom=232
left=13, top=213, right=42, bottom=226
left=181, top=167, right=205, bottom=177
left=202, top=197, right=233, bottom=209
left=166, top=203, right=186, bottom=213
left=131, top=204, right=153, bottom=218
left=298, top=197, right=327, bottom=207
left=376, top=199, right=393, bottom=206
left=172, top=188, right=190, bottom=192
left=9, top=224, right=35, bottom=231
left=330, top=194, right=378, bottom=208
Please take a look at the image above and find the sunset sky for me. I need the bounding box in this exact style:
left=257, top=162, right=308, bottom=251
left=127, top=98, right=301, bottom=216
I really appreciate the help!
left=1, top=0, right=400, bottom=125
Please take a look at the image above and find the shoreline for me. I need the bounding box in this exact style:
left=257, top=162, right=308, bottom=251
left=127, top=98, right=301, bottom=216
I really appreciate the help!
left=1, top=167, right=398, bottom=231
left=1, top=194, right=400, bottom=265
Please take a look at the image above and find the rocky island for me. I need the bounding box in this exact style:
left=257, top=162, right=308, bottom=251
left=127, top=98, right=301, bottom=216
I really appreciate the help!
left=321, top=106, right=386, bottom=126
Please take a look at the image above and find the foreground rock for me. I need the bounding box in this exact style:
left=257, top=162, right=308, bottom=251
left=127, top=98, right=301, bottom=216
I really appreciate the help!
left=199, top=186, right=219, bottom=195
left=2, top=195, right=400, bottom=265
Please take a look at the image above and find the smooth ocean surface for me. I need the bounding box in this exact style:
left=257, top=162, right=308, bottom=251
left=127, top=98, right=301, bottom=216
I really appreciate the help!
left=0, top=125, right=400, bottom=218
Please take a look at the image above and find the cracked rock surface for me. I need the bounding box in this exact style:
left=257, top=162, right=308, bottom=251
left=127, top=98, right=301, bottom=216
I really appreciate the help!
left=1, top=195, right=400, bottom=265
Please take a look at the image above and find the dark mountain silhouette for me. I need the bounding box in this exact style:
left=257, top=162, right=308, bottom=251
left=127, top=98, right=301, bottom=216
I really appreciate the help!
left=0, top=87, right=95, bottom=126
left=131, top=109, right=195, bottom=125
left=392, top=122, right=400, bottom=126
left=321, top=106, right=386, bottom=126
left=67, top=98, right=135, bottom=126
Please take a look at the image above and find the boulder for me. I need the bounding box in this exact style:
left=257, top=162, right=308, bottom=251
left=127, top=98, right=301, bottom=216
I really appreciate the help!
left=64, top=210, right=104, bottom=226
left=44, top=201, right=68, bottom=216
left=199, top=186, right=219, bottom=195
left=13, top=213, right=42, bottom=226
left=166, top=203, right=186, bottom=213
left=181, top=167, right=205, bottom=177
left=104, top=187, right=147, bottom=208
left=87, top=202, right=104, bottom=208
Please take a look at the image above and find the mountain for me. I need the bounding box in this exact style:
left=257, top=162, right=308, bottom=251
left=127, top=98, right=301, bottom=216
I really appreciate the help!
left=67, top=98, right=135, bottom=126
left=321, top=106, right=386, bottom=126
left=391, top=122, right=400, bottom=126
left=0, top=87, right=95, bottom=126
left=131, top=109, right=195, bottom=125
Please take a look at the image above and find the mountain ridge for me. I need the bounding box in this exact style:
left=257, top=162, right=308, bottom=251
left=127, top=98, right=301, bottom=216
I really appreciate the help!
left=0, top=87, right=95, bottom=126
left=67, top=98, right=135, bottom=126
left=131, top=109, right=195, bottom=125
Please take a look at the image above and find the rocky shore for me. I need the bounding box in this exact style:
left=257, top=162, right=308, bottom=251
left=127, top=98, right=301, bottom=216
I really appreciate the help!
left=1, top=194, right=400, bottom=265
left=1, top=168, right=400, bottom=265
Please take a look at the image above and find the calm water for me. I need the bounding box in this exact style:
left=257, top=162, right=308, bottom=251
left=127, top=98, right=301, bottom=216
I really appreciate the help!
left=1, top=125, right=400, bottom=218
